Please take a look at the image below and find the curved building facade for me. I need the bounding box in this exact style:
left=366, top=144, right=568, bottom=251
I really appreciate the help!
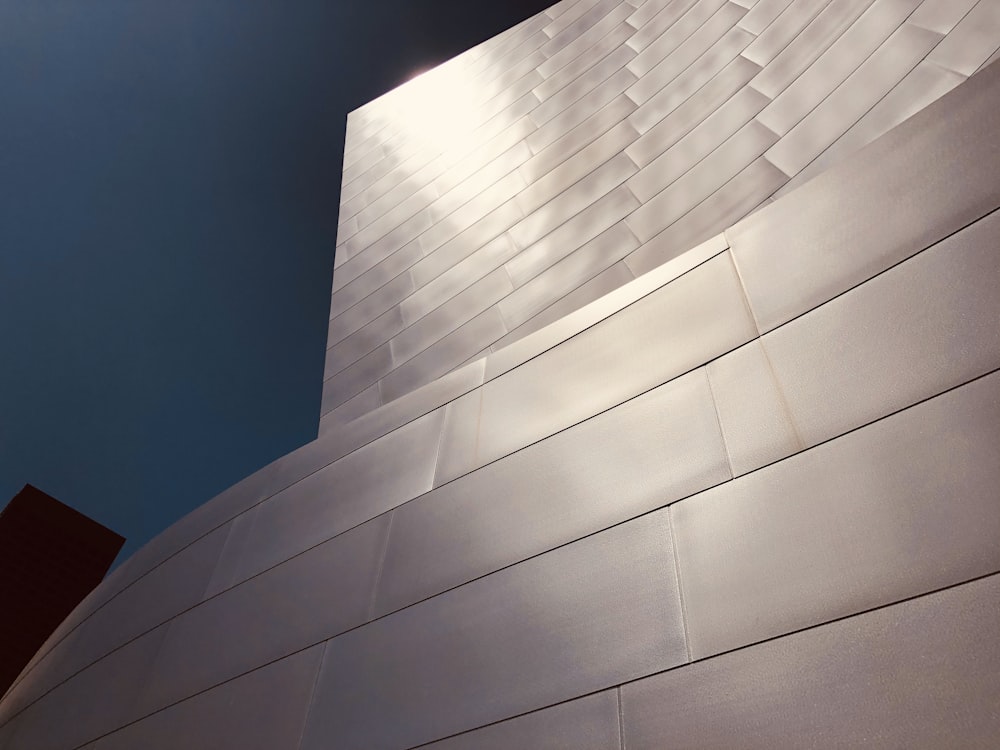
left=2, top=1, right=1000, bottom=748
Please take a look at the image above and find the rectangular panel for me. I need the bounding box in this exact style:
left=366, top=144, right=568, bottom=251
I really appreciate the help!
left=94, top=646, right=324, bottom=750
left=491, top=259, right=636, bottom=352
left=627, top=1, right=747, bottom=104
left=423, top=689, right=620, bottom=750
left=536, top=12, right=634, bottom=88
left=759, top=209, right=1000, bottom=449
left=749, top=0, right=881, bottom=101
left=510, top=152, right=637, bottom=250
left=379, top=306, right=508, bottom=404
left=531, top=43, right=636, bottom=127
left=629, top=84, right=769, bottom=203
left=8, top=625, right=168, bottom=750
left=738, top=0, right=793, bottom=34
left=621, top=574, right=1000, bottom=749
left=626, top=0, right=698, bottom=53
left=400, top=233, right=518, bottom=326
left=626, top=120, right=778, bottom=242
left=237, top=408, right=443, bottom=580
left=376, top=368, right=729, bottom=617
left=926, top=0, right=1000, bottom=75
left=428, top=141, right=534, bottom=224
left=411, top=199, right=523, bottom=289
left=742, top=0, right=834, bottom=66
left=321, top=342, right=393, bottom=415
left=203, top=510, right=258, bottom=598
left=137, top=515, right=389, bottom=713
left=329, top=239, right=420, bottom=321
left=325, top=306, right=404, bottom=380
left=672, top=371, right=1000, bottom=659
left=328, top=269, right=414, bottom=345
left=301, top=511, right=687, bottom=750
left=476, top=252, right=756, bottom=469
left=389, top=267, right=513, bottom=366
left=627, top=25, right=755, bottom=136
left=540, top=0, right=621, bottom=60
left=521, top=93, right=636, bottom=181
left=627, top=0, right=728, bottom=80
left=518, top=119, right=639, bottom=217
left=706, top=339, right=801, bottom=477
left=432, top=386, right=484, bottom=487
left=624, top=156, right=786, bottom=276
left=332, top=210, right=429, bottom=293
left=527, top=67, right=637, bottom=153
left=763, top=22, right=942, bottom=178
left=498, top=221, right=639, bottom=329
left=728, top=58, right=1000, bottom=332
left=506, top=184, right=639, bottom=287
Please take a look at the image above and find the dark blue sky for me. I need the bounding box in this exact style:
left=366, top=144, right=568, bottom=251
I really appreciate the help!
left=0, top=0, right=550, bottom=566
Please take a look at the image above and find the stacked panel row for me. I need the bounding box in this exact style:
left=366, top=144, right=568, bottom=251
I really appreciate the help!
left=321, top=0, right=1000, bottom=423
left=2, top=57, right=999, bottom=747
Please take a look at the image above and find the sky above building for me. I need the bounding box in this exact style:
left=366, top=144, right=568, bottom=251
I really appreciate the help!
left=0, top=0, right=552, bottom=566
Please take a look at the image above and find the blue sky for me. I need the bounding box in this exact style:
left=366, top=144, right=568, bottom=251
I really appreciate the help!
left=0, top=0, right=550, bottom=566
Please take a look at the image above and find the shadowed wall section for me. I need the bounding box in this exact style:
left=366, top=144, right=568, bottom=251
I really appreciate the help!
left=2, top=1, right=999, bottom=748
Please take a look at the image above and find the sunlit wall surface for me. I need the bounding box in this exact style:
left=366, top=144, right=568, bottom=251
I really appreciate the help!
left=320, top=0, right=1000, bottom=424
left=2, top=1, right=1000, bottom=748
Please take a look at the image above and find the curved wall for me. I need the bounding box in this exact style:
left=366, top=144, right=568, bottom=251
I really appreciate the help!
left=2, top=1, right=1000, bottom=748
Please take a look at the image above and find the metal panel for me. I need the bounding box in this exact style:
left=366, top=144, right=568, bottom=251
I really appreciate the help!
left=627, top=54, right=760, bottom=154
left=330, top=242, right=423, bottom=318
left=738, top=0, right=794, bottom=33
left=379, top=306, right=508, bottom=403
left=321, top=342, right=393, bottom=415
left=332, top=211, right=430, bottom=293
left=771, top=59, right=965, bottom=199
left=749, top=0, right=876, bottom=100
left=300, top=511, right=687, bottom=750
left=499, top=221, right=639, bottom=329
left=531, top=44, right=636, bottom=127
left=328, top=270, right=414, bottom=346
left=422, top=689, right=620, bottom=750
left=418, top=171, right=527, bottom=257
left=540, top=0, right=622, bottom=61
left=518, top=120, right=639, bottom=217
left=390, top=267, right=513, bottom=367
left=375, top=368, right=729, bottom=618
left=203, top=511, right=258, bottom=599
left=510, top=152, right=637, bottom=250
left=626, top=0, right=699, bottom=53
left=621, top=574, right=1000, bottom=749
left=493, top=259, right=636, bottom=351
left=627, top=25, right=755, bottom=136
left=411, top=200, right=524, bottom=289
left=507, top=184, right=639, bottom=287
left=728, top=58, right=1000, bottom=333
left=137, top=516, right=389, bottom=713
left=626, top=120, right=779, bottom=243
left=236, top=409, right=443, bottom=581
left=476, top=252, right=756, bottom=469
left=926, top=0, right=1000, bottom=75
left=706, top=339, right=802, bottom=477
left=672, top=371, right=1000, bottom=660
left=325, top=306, right=405, bottom=379
left=741, top=0, right=829, bottom=66
left=628, top=84, right=770, bottom=203
left=521, top=93, right=636, bottom=181
left=760, top=209, right=1000, bottom=449
left=432, top=387, right=484, bottom=487
left=627, top=1, right=747, bottom=105
left=400, top=234, right=519, bottom=326
left=6, top=625, right=168, bottom=750
left=623, top=156, right=786, bottom=276
left=627, top=0, right=729, bottom=80
left=428, top=142, right=534, bottom=224
left=527, top=67, right=637, bottom=153
left=94, top=646, right=324, bottom=750
left=536, top=10, right=635, bottom=87
left=764, top=22, right=942, bottom=178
